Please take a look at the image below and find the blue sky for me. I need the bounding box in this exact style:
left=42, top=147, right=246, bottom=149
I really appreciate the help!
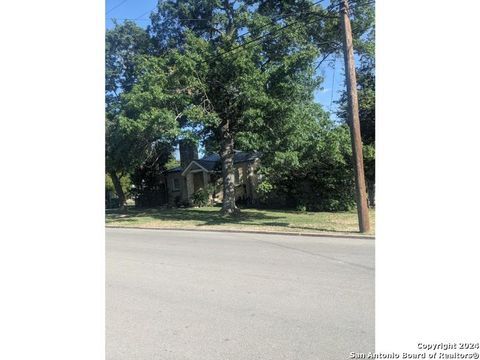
left=105, top=0, right=343, bottom=119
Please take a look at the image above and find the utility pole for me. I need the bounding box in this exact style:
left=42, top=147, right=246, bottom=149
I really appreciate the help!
left=339, top=0, right=370, bottom=233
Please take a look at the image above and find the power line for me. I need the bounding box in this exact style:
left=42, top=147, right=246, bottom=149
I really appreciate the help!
left=108, top=1, right=326, bottom=23
left=208, top=15, right=331, bottom=64
left=106, top=17, right=214, bottom=22
left=106, top=0, right=334, bottom=29
left=106, top=0, right=130, bottom=15
left=107, top=3, right=340, bottom=64
left=235, top=0, right=328, bottom=41
left=158, top=14, right=336, bottom=91
left=217, top=14, right=338, bottom=60
left=107, top=2, right=343, bottom=65
left=133, top=6, right=157, bottom=21
left=106, top=0, right=374, bottom=22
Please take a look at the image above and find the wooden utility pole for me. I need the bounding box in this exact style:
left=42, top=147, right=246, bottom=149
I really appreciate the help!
left=339, top=0, right=370, bottom=233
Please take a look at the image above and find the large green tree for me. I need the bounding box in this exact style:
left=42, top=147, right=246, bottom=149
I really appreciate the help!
left=106, top=21, right=178, bottom=208
left=253, top=101, right=356, bottom=211
left=106, top=21, right=150, bottom=207
left=105, top=1, right=375, bottom=212
left=145, top=0, right=340, bottom=214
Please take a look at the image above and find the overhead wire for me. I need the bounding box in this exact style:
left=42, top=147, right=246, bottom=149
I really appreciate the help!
left=106, top=0, right=374, bottom=23
left=233, top=0, right=328, bottom=41
left=107, top=0, right=332, bottom=26
left=106, top=0, right=130, bottom=15
left=107, top=0, right=340, bottom=65
left=107, top=1, right=372, bottom=112
left=107, top=0, right=368, bottom=71
left=206, top=13, right=339, bottom=65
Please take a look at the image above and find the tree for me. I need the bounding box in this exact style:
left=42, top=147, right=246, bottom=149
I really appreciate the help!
left=254, top=103, right=356, bottom=211
left=104, top=1, right=376, bottom=212
left=105, top=173, right=132, bottom=200
left=105, top=22, right=180, bottom=209
left=107, top=53, right=185, bottom=208
left=146, top=0, right=338, bottom=214
left=105, top=21, right=151, bottom=208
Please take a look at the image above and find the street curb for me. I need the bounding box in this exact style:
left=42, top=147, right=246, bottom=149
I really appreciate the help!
left=105, top=225, right=375, bottom=240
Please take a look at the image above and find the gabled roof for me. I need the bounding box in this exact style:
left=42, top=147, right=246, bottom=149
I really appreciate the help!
left=181, top=160, right=211, bottom=176
left=169, top=150, right=261, bottom=176
left=201, top=153, right=220, bottom=162
left=194, top=159, right=220, bottom=172
left=200, top=150, right=261, bottom=164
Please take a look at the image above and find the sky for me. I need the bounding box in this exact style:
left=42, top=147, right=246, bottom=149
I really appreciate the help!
left=105, top=0, right=344, bottom=120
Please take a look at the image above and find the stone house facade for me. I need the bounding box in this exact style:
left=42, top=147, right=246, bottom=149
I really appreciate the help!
left=161, top=141, right=261, bottom=206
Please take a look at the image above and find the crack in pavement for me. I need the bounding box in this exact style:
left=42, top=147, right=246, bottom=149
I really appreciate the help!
left=254, top=239, right=375, bottom=271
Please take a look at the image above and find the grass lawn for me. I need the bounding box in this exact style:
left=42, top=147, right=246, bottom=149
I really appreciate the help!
left=106, top=207, right=375, bottom=235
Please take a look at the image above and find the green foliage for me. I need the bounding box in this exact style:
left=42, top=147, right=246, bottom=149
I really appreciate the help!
left=363, top=144, right=375, bottom=180
left=192, top=187, right=211, bottom=207
left=336, top=0, right=375, bottom=145
left=257, top=110, right=356, bottom=212
left=105, top=21, right=151, bottom=116
left=295, top=204, right=307, bottom=212
left=144, top=1, right=340, bottom=212
left=104, top=1, right=375, bottom=211
left=337, top=59, right=375, bottom=146
left=105, top=174, right=132, bottom=197
left=256, top=179, right=273, bottom=201
left=337, top=16, right=375, bottom=206
left=106, top=22, right=179, bottom=188
left=336, top=0, right=375, bottom=207
left=164, top=158, right=181, bottom=171
left=105, top=174, right=114, bottom=192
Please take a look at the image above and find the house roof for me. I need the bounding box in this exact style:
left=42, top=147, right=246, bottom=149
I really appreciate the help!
left=200, top=150, right=261, bottom=164
left=167, top=150, right=260, bottom=175
left=232, top=150, right=261, bottom=163
left=194, top=159, right=220, bottom=171
left=166, top=166, right=183, bottom=173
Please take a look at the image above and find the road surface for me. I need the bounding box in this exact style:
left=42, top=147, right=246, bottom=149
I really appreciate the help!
left=106, top=228, right=374, bottom=360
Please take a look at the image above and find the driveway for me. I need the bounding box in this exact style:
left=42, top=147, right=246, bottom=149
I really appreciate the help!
left=106, top=228, right=374, bottom=360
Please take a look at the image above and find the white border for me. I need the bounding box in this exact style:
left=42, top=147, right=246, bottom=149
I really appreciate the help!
left=0, top=0, right=479, bottom=358
left=0, top=0, right=105, bottom=359
left=377, top=0, right=480, bottom=352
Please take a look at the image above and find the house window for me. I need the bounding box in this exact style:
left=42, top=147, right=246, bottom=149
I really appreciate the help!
left=173, top=178, right=180, bottom=191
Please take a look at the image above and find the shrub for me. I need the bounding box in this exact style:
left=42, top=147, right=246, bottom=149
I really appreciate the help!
left=295, top=204, right=307, bottom=212
left=192, top=188, right=211, bottom=207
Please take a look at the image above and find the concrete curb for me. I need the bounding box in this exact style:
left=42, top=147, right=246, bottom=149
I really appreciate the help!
left=105, top=225, right=375, bottom=240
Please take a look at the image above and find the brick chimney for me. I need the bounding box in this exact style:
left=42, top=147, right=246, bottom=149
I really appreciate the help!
left=179, top=139, right=198, bottom=169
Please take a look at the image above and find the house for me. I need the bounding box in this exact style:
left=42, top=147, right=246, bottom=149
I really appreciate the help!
left=161, top=141, right=261, bottom=206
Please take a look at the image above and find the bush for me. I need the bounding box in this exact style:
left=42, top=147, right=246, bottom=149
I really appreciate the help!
left=192, top=188, right=211, bottom=207
left=255, top=124, right=358, bottom=212
left=295, top=203, right=307, bottom=212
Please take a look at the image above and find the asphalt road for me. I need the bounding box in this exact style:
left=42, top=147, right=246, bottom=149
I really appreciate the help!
left=106, top=228, right=375, bottom=360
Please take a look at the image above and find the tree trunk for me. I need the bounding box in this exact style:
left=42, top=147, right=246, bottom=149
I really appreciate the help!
left=109, top=171, right=126, bottom=210
left=220, top=120, right=239, bottom=215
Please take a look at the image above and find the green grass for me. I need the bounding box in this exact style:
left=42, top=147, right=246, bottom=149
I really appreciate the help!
left=106, top=207, right=375, bottom=235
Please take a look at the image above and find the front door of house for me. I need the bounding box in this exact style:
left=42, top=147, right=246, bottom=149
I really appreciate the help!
left=193, top=172, right=204, bottom=192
